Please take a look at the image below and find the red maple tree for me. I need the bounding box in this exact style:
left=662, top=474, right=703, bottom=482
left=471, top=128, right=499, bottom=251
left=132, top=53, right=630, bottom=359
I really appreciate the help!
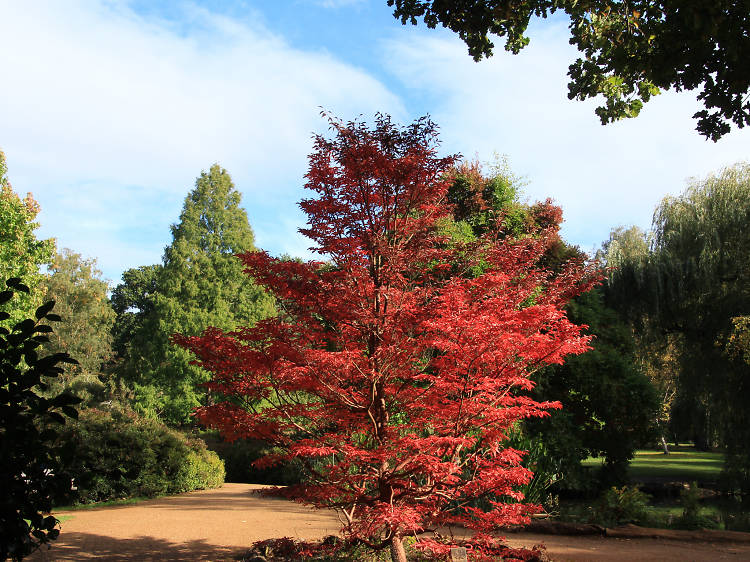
left=176, top=115, right=599, bottom=561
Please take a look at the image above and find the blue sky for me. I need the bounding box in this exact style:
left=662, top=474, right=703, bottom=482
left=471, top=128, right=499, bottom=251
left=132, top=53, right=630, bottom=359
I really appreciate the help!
left=2, top=0, right=749, bottom=285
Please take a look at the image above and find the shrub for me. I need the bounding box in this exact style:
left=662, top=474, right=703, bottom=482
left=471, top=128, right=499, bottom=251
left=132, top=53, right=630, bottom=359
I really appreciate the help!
left=719, top=495, right=750, bottom=532
left=592, top=485, right=652, bottom=527
left=56, top=408, right=224, bottom=504
left=0, top=280, right=81, bottom=561
left=673, top=482, right=719, bottom=530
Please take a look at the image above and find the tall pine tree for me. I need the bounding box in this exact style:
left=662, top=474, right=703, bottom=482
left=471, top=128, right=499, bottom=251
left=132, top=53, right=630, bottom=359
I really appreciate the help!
left=120, top=165, right=275, bottom=424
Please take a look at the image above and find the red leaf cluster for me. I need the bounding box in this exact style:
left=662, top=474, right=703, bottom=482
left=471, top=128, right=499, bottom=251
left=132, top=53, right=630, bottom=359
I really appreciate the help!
left=175, top=114, right=599, bottom=555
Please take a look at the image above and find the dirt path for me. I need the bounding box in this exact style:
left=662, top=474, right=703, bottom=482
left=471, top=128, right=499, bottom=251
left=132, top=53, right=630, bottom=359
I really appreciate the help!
left=28, top=484, right=750, bottom=561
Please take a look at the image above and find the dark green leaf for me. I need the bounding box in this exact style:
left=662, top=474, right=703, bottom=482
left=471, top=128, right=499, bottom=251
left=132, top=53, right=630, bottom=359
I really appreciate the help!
left=7, top=332, right=23, bottom=346
left=6, top=278, right=30, bottom=292
left=12, top=318, right=36, bottom=334
left=40, top=428, right=58, bottom=441
left=35, top=301, right=56, bottom=320
left=61, top=355, right=79, bottom=365
left=32, top=355, right=59, bottom=371
left=24, top=349, right=38, bottom=366
left=61, top=406, right=79, bottom=419
left=0, top=291, right=12, bottom=305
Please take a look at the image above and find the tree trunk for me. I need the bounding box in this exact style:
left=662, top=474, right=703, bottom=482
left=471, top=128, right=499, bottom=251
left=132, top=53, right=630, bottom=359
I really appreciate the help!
left=660, top=435, right=670, bottom=454
left=390, top=534, right=407, bottom=562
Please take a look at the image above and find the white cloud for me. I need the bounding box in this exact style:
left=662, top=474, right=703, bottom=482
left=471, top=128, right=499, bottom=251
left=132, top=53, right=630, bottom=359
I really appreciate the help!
left=381, top=19, right=750, bottom=251
left=0, top=0, right=404, bottom=281
left=308, top=0, right=366, bottom=7
left=3, top=2, right=748, bottom=282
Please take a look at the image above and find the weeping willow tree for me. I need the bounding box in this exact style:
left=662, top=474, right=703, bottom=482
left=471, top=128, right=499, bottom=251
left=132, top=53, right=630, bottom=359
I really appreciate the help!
left=605, top=163, right=750, bottom=490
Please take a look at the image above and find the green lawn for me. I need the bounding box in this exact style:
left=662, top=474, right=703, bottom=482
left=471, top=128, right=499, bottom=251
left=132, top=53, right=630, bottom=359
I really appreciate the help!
left=569, top=448, right=750, bottom=531
left=582, top=447, right=724, bottom=482
left=53, top=496, right=151, bottom=512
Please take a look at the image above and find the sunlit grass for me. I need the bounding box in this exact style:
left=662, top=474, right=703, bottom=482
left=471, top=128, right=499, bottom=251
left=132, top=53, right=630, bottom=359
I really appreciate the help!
left=581, top=447, right=724, bottom=481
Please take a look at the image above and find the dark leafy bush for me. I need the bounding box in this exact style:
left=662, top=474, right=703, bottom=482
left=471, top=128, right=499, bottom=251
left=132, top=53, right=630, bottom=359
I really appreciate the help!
left=719, top=495, right=750, bottom=532
left=1, top=279, right=81, bottom=561
left=673, top=482, right=719, bottom=530
left=56, top=408, right=224, bottom=504
left=200, top=432, right=304, bottom=485
left=592, top=485, right=652, bottom=527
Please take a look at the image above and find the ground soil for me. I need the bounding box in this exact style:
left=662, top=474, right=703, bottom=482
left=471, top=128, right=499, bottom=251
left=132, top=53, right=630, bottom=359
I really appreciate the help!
left=27, top=483, right=750, bottom=561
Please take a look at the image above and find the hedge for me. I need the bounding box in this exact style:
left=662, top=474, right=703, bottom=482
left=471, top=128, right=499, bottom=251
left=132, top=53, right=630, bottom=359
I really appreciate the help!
left=56, top=408, right=224, bottom=504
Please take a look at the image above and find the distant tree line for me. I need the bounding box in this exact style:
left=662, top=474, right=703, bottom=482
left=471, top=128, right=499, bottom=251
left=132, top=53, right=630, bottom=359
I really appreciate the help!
left=602, top=163, right=750, bottom=491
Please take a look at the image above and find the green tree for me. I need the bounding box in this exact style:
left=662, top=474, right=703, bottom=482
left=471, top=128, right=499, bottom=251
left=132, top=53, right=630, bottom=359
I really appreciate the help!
left=605, top=163, right=750, bottom=489
left=528, top=287, right=658, bottom=488
left=652, top=164, right=749, bottom=487
left=600, top=226, right=649, bottom=269
left=446, top=157, right=529, bottom=238
left=445, top=161, right=657, bottom=491
left=41, top=250, right=115, bottom=403
left=388, top=1, right=750, bottom=140
left=118, top=165, right=275, bottom=425
left=0, top=151, right=55, bottom=329
left=110, top=264, right=161, bottom=359
left=600, top=226, right=678, bottom=453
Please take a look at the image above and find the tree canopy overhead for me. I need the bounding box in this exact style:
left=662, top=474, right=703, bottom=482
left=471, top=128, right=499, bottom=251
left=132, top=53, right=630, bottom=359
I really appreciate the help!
left=388, top=1, right=750, bottom=140
left=177, top=115, right=599, bottom=561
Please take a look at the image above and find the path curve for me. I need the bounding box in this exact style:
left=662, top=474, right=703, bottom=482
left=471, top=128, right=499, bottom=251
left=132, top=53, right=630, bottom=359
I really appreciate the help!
left=27, top=483, right=750, bottom=561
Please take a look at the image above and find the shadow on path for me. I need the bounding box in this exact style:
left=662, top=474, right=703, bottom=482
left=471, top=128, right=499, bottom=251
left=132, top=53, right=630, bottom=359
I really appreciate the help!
left=31, top=533, right=242, bottom=561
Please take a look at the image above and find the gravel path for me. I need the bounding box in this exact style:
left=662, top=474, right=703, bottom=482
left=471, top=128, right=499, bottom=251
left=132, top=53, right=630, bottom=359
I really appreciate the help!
left=27, top=483, right=750, bottom=561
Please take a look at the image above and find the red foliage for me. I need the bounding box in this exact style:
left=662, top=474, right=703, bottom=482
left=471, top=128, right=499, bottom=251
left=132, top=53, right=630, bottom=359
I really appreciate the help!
left=528, top=199, right=564, bottom=233
left=175, top=114, right=599, bottom=558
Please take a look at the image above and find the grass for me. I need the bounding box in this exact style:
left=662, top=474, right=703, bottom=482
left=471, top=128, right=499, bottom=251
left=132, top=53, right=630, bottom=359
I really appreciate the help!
left=581, top=446, right=724, bottom=482
left=53, top=496, right=152, bottom=512
left=567, top=446, right=750, bottom=531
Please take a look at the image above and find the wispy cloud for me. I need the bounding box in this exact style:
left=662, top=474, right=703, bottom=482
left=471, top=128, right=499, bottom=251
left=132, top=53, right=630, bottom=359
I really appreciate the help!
left=3, top=2, right=747, bottom=283
left=0, top=0, right=404, bottom=281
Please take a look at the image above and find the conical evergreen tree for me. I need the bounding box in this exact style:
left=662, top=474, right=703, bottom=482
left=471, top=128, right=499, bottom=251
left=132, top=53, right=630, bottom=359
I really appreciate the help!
left=123, top=165, right=275, bottom=424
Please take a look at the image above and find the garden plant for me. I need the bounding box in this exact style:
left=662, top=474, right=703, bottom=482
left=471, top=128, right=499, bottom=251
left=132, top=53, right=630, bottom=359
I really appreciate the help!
left=0, top=278, right=80, bottom=561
